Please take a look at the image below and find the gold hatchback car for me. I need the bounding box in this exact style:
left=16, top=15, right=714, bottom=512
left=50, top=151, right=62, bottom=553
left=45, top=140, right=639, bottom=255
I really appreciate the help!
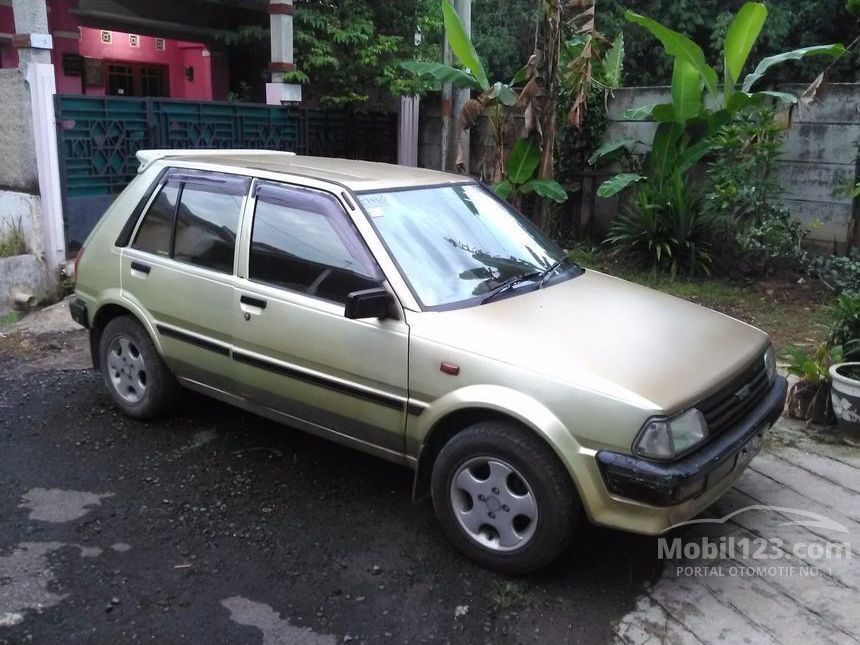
left=71, top=150, right=787, bottom=573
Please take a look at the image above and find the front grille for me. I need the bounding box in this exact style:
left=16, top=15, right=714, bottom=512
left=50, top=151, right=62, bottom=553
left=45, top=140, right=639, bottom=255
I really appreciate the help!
left=698, top=354, right=770, bottom=437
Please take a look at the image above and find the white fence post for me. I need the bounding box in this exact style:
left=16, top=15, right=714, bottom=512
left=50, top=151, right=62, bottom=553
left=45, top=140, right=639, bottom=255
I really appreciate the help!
left=26, top=62, right=65, bottom=273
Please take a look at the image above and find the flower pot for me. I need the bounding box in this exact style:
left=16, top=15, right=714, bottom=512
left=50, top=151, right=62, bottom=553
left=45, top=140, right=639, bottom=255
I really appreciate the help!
left=830, top=362, right=860, bottom=438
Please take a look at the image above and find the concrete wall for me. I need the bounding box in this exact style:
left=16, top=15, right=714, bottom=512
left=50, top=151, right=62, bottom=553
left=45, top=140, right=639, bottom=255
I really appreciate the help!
left=418, top=99, right=526, bottom=179
left=0, top=69, right=54, bottom=309
left=596, top=84, right=859, bottom=248
left=0, top=69, right=39, bottom=193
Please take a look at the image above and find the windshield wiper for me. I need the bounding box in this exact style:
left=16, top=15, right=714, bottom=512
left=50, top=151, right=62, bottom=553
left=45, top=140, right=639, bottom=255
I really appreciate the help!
left=480, top=271, right=542, bottom=304
left=538, top=257, right=570, bottom=288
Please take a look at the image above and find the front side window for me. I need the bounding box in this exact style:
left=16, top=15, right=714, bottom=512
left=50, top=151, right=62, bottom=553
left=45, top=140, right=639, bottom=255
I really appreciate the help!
left=358, top=183, right=574, bottom=308
left=249, top=183, right=382, bottom=303
left=131, top=170, right=247, bottom=274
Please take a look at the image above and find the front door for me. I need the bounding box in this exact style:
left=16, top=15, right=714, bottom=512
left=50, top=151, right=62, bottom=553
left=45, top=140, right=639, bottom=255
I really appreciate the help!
left=231, top=181, right=409, bottom=457
left=122, top=169, right=249, bottom=391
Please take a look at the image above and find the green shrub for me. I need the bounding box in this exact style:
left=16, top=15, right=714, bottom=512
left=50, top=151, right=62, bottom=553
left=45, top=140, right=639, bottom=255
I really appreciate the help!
left=828, top=293, right=860, bottom=360
left=706, top=109, right=785, bottom=227
left=807, top=248, right=860, bottom=296
left=605, top=176, right=712, bottom=278
left=735, top=206, right=807, bottom=262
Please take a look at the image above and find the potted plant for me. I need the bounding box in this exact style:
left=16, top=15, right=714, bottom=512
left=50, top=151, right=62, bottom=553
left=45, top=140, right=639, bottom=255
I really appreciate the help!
left=785, top=344, right=843, bottom=425
left=826, top=292, right=860, bottom=439
left=830, top=361, right=860, bottom=440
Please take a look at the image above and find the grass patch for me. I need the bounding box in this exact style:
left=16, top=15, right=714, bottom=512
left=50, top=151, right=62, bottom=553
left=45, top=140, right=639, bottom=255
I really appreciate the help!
left=0, top=217, right=27, bottom=257
left=492, top=580, right=531, bottom=611
left=568, top=244, right=832, bottom=354
left=0, top=311, right=20, bottom=327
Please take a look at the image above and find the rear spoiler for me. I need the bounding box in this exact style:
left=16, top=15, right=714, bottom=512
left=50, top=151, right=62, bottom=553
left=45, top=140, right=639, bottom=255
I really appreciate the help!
left=135, top=149, right=296, bottom=173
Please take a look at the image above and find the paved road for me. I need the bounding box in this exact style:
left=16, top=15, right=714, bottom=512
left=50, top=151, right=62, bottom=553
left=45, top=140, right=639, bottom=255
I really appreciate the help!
left=0, top=329, right=661, bottom=645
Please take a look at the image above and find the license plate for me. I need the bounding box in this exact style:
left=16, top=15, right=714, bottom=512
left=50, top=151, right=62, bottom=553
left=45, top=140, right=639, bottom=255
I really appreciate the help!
left=736, top=431, right=764, bottom=469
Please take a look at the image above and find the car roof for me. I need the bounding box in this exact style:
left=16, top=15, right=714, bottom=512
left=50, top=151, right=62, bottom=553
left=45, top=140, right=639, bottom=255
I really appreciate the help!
left=137, top=149, right=471, bottom=192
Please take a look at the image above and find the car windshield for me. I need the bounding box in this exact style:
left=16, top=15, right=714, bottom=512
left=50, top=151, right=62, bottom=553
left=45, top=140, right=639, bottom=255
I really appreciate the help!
left=358, top=183, right=575, bottom=309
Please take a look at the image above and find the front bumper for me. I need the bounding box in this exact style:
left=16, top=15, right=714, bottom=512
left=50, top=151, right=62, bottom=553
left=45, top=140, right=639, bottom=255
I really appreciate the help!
left=596, top=376, right=787, bottom=507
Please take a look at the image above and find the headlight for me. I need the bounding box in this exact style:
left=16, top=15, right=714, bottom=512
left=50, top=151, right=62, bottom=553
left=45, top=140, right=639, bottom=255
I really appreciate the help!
left=763, top=345, right=776, bottom=382
left=634, top=409, right=708, bottom=461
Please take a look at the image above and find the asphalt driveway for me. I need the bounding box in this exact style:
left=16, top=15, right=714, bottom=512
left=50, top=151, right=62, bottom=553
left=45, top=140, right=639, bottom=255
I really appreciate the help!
left=0, top=325, right=660, bottom=644
left=3, top=304, right=856, bottom=645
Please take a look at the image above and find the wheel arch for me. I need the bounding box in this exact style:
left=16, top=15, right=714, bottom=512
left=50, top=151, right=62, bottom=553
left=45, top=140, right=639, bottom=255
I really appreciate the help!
left=89, top=298, right=162, bottom=369
left=410, top=388, right=584, bottom=503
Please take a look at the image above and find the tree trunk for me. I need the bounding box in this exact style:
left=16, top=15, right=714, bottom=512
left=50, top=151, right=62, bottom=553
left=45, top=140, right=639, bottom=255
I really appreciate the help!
left=536, top=0, right=561, bottom=229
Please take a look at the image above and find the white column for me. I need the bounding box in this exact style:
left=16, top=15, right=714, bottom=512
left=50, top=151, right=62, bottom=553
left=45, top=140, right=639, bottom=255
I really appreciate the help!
left=26, top=63, right=65, bottom=273
left=265, top=0, right=302, bottom=105
left=11, top=0, right=51, bottom=69
left=13, top=0, right=65, bottom=272
left=398, top=96, right=419, bottom=167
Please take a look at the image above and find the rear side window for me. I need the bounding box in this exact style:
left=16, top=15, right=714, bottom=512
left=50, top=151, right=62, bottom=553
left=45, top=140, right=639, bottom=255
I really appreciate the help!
left=173, top=180, right=244, bottom=273
left=131, top=170, right=248, bottom=274
left=249, top=183, right=382, bottom=303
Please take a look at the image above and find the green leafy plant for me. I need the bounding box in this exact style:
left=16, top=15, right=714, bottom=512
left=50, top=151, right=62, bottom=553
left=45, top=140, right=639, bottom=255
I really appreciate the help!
left=590, top=2, right=844, bottom=197
left=734, top=207, right=809, bottom=263
left=494, top=135, right=567, bottom=203
left=0, top=217, right=27, bottom=257
left=828, top=293, right=860, bottom=360
left=705, top=108, right=785, bottom=224
left=605, top=175, right=712, bottom=278
left=402, top=1, right=527, bottom=176
left=402, top=1, right=521, bottom=108
left=219, top=2, right=441, bottom=108
left=807, top=248, right=860, bottom=296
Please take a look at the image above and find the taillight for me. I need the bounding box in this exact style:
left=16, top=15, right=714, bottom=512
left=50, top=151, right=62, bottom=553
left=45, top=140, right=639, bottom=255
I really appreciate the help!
left=73, top=246, right=84, bottom=288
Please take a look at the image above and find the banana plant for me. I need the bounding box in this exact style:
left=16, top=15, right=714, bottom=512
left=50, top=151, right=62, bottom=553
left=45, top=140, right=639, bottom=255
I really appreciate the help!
left=493, top=135, right=568, bottom=204
left=400, top=2, right=521, bottom=105
left=591, top=2, right=845, bottom=197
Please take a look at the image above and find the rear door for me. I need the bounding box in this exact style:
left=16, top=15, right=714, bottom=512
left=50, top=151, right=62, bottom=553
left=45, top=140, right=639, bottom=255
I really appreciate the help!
left=231, top=180, right=409, bottom=458
left=121, top=168, right=249, bottom=391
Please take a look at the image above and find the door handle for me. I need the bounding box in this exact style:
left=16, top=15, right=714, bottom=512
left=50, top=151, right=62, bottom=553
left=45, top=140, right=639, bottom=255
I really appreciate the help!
left=130, top=261, right=151, bottom=275
left=240, top=295, right=267, bottom=310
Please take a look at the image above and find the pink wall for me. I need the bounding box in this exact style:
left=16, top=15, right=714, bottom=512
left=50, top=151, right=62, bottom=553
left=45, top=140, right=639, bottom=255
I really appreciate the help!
left=2, top=0, right=227, bottom=99
left=73, top=28, right=214, bottom=99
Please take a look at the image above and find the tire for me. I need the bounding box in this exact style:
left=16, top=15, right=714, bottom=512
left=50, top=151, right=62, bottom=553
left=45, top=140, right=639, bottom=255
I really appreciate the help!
left=431, top=420, right=580, bottom=574
left=98, top=316, right=180, bottom=420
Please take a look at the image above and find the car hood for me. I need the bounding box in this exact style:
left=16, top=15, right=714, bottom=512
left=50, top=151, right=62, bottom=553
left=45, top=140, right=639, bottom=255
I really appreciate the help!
left=408, top=270, right=769, bottom=412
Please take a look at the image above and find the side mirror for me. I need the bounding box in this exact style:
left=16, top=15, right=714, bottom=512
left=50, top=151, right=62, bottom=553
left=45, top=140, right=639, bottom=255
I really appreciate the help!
left=344, top=287, right=394, bottom=320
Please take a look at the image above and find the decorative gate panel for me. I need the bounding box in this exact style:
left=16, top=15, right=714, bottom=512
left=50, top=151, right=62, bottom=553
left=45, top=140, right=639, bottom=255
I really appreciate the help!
left=55, top=95, right=398, bottom=248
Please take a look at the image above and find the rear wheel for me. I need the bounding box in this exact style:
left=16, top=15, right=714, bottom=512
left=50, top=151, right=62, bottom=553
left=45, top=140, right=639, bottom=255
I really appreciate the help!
left=431, top=420, right=580, bottom=574
left=98, top=316, right=179, bottom=420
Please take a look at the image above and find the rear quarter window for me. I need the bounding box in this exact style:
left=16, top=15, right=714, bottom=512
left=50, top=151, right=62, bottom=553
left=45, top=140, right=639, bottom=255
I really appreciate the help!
left=132, top=182, right=178, bottom=257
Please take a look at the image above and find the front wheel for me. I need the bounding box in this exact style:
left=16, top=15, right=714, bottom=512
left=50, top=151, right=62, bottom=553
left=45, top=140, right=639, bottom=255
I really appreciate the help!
left=430, top=421, right=580, bottom=574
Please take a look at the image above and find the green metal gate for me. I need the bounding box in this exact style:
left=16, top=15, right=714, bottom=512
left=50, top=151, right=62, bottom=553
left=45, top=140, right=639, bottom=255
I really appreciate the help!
left=55, top=95, right=398, bottom=248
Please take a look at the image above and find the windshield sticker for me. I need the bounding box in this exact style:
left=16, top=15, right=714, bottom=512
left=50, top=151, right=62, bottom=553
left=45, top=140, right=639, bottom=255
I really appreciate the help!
left=360, top=193, right=392, bottom=209
left=366, top=207, right=385, bottom=218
